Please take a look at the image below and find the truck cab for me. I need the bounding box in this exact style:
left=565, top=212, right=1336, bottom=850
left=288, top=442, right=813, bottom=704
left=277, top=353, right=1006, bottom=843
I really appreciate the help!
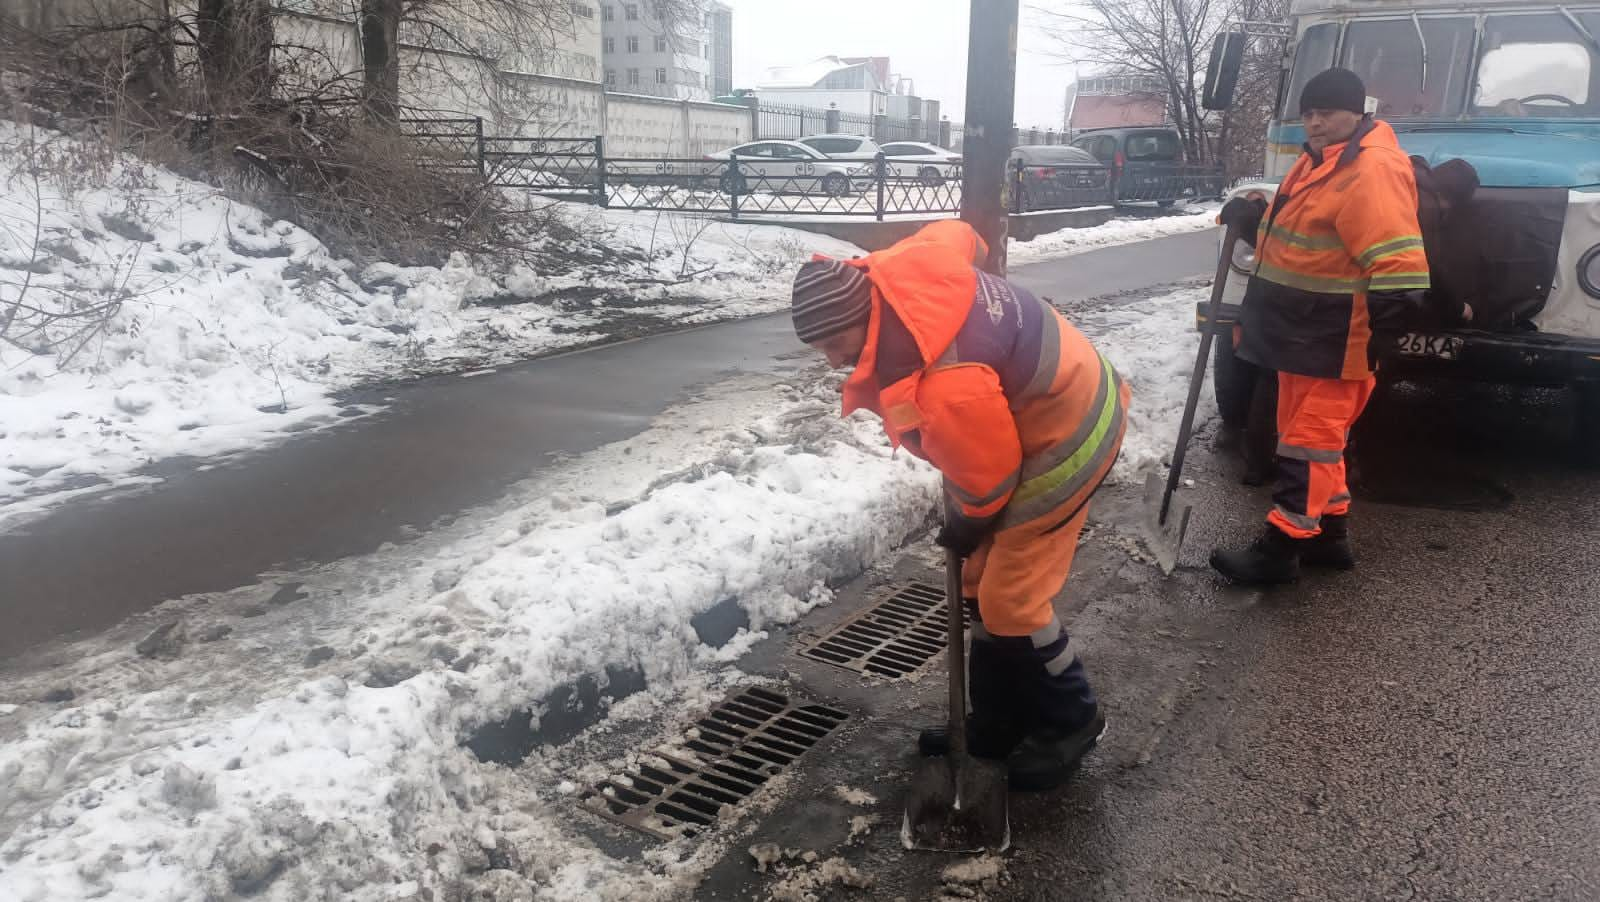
left=1205, top=0, right=1600, bottom=454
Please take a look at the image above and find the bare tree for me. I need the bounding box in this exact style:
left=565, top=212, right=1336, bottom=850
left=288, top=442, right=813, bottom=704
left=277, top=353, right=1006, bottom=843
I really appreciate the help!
left=1037, top=0, right=1227, bottom=163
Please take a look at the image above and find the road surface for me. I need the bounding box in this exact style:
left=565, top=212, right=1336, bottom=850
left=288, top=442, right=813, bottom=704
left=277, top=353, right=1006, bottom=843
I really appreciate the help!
left=0, top=227, right=1218, bottom=659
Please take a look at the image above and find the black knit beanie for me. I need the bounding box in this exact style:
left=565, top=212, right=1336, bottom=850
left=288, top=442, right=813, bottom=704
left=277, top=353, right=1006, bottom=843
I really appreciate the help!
left=1300, top=67, right=1367, bottom=116
left=791, top=259, right=872, bottom=344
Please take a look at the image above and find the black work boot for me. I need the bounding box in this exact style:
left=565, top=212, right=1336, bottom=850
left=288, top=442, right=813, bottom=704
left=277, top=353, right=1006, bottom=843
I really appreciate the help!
left=1300, top=514, right=1355, bottom=570
left=1210, top=525, right=1304, bottom=585
left=1007, top=708, right=1107, bottom=792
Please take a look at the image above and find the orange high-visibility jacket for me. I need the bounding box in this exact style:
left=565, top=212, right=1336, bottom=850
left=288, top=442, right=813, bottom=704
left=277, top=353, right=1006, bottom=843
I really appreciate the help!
left=831, top=221, right=1126, bottom=532
left=1240, top=118, right=1431, bottom=380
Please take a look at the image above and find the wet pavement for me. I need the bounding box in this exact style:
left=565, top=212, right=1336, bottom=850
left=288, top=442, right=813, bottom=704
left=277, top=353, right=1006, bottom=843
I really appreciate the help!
left=690, top=357, right=1600, bottom=900
left=0, top=228, right=1218, bottom=658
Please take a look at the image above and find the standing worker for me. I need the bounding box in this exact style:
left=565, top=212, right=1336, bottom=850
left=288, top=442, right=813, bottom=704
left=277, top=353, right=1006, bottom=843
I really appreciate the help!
left=790, top=219, right=1129, bottom=790
left=1211, top=68, right=1430, bottom=584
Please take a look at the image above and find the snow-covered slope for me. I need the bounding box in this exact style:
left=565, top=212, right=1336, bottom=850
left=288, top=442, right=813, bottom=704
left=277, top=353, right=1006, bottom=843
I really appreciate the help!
left=0, top=122, right=863, bottom=525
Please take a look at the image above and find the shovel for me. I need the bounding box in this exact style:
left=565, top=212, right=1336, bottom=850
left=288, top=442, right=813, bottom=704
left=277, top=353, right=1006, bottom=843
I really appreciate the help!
left=1143, top=221, right=1244, bottom=574
left=901, top=548, right=1010, bottom=853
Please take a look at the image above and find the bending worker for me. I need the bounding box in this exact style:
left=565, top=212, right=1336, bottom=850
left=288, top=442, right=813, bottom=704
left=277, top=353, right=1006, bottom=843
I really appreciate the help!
left=1211, top=68, right=1430, bottom=584
left=789, top=220, right=1129, bottom=790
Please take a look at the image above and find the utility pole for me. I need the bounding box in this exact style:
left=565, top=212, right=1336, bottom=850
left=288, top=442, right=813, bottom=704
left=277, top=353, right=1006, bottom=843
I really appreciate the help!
left=959, top=0, right=1020, bottom=276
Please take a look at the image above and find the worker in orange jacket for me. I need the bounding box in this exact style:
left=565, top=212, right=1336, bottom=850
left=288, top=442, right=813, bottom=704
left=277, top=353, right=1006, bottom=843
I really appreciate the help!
left=790, top=220, right=1129, bottom=790
left=1211, top=68, right=1430, bottom=584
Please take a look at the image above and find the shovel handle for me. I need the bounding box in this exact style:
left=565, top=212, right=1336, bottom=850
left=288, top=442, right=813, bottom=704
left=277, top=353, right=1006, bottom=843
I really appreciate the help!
left=1161, top=221, right=1243, bottom=524
left=946, top=548, right=968, bottom=758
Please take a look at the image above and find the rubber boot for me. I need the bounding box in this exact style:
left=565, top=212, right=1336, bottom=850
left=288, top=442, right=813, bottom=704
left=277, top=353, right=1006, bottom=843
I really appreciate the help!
left=1007, top=707, right=1107, bottom=792
left=1300, top=513, right=1355, bottom=570
left=1209, top=525, right=1304, bottom=585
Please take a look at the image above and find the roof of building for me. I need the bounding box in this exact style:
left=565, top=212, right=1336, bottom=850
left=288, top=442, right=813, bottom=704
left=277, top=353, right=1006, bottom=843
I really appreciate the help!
left=1069, top=94, right=1168, bottom=131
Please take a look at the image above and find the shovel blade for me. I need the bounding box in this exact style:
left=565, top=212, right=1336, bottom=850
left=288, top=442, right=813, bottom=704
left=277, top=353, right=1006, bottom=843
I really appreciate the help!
left=1142, top=471, right=1192, bottom=575
left=901, top=753, right=1010, bottom=853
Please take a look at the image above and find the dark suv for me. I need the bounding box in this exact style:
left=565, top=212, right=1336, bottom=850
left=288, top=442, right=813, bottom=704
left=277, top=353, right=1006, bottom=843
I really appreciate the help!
left=1071, top=127, right=1224, bottom=206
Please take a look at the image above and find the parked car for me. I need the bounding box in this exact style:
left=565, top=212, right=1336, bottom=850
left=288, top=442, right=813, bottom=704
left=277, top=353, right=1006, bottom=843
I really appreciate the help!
left=705, top=140, right=871, bottom=196
left=1009, top=145, right=1110, bottom=212
left=880, top=141, right=962, bottom=186
left=796, top=134, right=884, bottom=162
left=1070, top=127, right=1224, bottom=206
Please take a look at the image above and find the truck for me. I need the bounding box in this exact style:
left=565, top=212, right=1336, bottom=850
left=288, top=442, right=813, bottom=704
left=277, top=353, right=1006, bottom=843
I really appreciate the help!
left=1201, top=0, right=1600, bottom=459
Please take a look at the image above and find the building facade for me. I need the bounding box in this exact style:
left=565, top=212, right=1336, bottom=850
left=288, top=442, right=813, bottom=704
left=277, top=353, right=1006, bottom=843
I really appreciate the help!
left=707, top=2, right=734, bottom=99
left=1065, top=73, right=1169, bottom=135
left=600, top=1, right=713, bottom=101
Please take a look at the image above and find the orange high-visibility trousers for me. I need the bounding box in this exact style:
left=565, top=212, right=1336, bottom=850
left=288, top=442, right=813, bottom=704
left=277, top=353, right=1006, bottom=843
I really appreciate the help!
left=1267, top=372, right=1376, bottom=538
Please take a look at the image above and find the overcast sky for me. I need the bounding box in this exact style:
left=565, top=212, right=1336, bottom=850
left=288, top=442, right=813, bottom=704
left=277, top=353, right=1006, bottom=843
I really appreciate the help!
left=724, top=0, right=1080, bottom=130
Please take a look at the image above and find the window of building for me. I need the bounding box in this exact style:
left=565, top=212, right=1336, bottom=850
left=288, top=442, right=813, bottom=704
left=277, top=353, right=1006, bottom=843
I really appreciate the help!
left=703, top=42, right=710, bottom=58
left=655, top=67, right=668, bottom=84
left=624, top=3, right=638, bottom=20
left=605, top=69, right=616, bottom=87
left=601, top=4, right=613, bottom=21
left=626, top=35, right=638, bottom=53
left=570, top=2, right=594, bottom=18
left=654, top=35, right=668, bottom=52
left=603, top=37, right=614, bottom=53
left=628, top=68, right=640, bottom=86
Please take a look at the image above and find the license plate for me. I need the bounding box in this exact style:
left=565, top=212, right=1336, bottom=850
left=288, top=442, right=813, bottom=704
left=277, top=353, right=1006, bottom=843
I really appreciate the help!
left=1396, top=333, right=1462, bottom=360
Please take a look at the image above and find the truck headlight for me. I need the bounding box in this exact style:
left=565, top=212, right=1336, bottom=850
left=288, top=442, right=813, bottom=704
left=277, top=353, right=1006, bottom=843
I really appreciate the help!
left=1581, top=245, right=1600, bottom=299
left=1229, top=239, right=1257, bottom=276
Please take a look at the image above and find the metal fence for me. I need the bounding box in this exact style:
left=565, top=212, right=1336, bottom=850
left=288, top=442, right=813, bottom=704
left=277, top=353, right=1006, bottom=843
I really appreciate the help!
left=602, top=154, right=963, bottom=219
left=755, top=102, right=834, bottom=141
left=752, top=102, right=956, bottom=148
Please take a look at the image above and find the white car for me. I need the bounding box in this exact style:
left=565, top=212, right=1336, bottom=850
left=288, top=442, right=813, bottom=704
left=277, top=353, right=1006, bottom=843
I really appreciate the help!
left=797, top=134, right=884, bottom=162
left=705, top=140, right=870, bottom=196
left=880, top=141, right=962, bottom=186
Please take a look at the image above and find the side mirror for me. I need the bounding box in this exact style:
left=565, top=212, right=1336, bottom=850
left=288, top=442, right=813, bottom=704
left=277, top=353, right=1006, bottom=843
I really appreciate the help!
left=1202, top=32, right=1247, bottom=111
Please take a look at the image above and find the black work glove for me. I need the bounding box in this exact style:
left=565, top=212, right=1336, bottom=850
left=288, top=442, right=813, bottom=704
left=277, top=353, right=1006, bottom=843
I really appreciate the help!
left=1219, top=196, right=1269, bottom=246
left=936, top=519, right=988, bottom=558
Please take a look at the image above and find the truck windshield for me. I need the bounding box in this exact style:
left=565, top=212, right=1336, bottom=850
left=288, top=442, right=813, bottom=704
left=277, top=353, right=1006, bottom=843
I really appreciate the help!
left=1283, top=23, right=1339, bottom=120
left=1472, top=12, right=1600, bottom=117
left=1341, top=17, right=1476, bottom=118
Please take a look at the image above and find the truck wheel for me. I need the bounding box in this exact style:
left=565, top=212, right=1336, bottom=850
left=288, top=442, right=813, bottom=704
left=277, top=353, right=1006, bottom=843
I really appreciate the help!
left=1213, top=332, right=1254, bottom=429
left=1575, top=381, right=1600, bottom=467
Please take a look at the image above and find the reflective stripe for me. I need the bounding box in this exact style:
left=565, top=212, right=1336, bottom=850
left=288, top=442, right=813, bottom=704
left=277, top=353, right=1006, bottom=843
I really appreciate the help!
left=946, top=470, right=1020, bottom=511
left=1019, top=356, right=1111, bottom=484
left=1277, top=441, right=1343, bottom=464
left=1002, top=360, right=1125, bottom=528
left=1329, top=491, right=1352, bottom=506
left=1356, top=235, right=1424, bottom=269
left=1254, top=261, right=1362, bottom=294
left=970, top=619, right=994, bottom=642
left=1019, top=295, right=1063, bottom=405
left=1030, top=616, right=1064, bottom=649
left=1266, top=223, right=1344, bottom=251
left=1044, top=636, right=1080, bottom=677
left=1272, top=504, right=1320, bottom=532
left=1368, top=271, right=1431, bottom=291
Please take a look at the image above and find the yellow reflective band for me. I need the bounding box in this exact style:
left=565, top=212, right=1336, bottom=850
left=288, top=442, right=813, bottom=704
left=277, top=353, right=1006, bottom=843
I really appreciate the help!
left=1013, top=357, right=1118, bottom=505
left=1266, top=223, right=1344, bottom=251
left=1254, top=262, right=1361, bottom=294
left=1357, top=235, right=1425, bottom=269
left=1368, top=271, right=1431, bottom=291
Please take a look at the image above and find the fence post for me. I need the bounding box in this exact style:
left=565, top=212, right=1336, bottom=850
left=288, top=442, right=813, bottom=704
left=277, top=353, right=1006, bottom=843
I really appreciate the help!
left=825, top=103, right=841, bottom=135
left=728, top=155, right=741, bottom=220
left=474, top=116, right=486, bottom=178
left=910, top=116, right=921, bottom=143
left=743, top=93, right=761, bottom=140
left=594, top=134, right=608, bottom=207
left=939, top=117, right=952, bottom=148
left=1045, top=128, right=1055, bottom=146
left=875, top=152, right=887, bottom=222
left=873, top=113, right=888, bottom=143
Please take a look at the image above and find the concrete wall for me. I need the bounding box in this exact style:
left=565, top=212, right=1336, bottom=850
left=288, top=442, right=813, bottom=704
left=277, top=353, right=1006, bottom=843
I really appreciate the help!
left=604, top=92, right=747, bottom=157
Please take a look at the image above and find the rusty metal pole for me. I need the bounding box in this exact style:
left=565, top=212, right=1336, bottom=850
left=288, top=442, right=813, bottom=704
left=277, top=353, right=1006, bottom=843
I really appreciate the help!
left=959, top=0, right=1019, bottom=276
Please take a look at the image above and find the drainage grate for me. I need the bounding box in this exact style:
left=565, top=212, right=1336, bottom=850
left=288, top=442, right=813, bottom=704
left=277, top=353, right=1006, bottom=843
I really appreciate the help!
left=580, top=687, right=849, bottom=840
left=798, top=581, right=960, bottom=678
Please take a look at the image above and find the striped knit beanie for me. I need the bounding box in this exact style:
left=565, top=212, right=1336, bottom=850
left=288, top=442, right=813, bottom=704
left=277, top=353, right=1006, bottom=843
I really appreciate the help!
left=791, top=259, right=873, bottom=344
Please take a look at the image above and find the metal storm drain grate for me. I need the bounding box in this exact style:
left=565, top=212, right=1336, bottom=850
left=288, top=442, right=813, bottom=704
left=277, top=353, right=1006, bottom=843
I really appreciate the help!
left=580, top=687, right=849, bottom=840
left=798, top=581, right=959, bottom=678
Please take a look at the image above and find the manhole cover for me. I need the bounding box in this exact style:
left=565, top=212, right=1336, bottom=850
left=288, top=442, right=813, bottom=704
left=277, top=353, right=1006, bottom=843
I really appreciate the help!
left=798, top=581, right=959, bottom=678
left=580, top=687, right=849, bottom=840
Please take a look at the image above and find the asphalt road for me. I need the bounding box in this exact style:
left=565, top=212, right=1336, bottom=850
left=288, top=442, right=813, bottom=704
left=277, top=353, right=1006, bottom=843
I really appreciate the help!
left=0, top=228, right=1217, bottom=659
left=697, top=286, right=1600, bottom=901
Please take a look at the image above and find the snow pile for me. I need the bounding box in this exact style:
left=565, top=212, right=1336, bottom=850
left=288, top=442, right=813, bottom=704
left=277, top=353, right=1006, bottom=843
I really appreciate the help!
left=0, top=373, right=941, bottom=902
left=1078, top=285, right=1217, bottom=481
left=0, top=121, right=861, bottom=522
left=1009, top=206, right=1218, bottom=266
